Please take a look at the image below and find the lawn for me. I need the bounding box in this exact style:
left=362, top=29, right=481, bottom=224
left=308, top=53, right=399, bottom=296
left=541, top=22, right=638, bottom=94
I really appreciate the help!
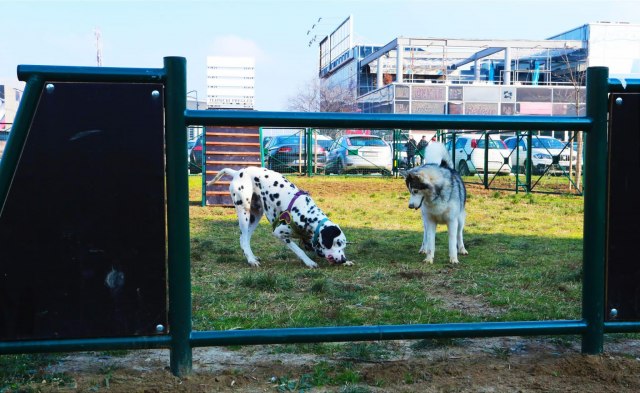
left=188, top=174, right=584, bottom=331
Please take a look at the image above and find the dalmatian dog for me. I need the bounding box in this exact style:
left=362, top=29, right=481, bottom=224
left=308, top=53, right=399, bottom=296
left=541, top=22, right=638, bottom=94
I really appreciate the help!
left=207, top=167, right=349, bottom=268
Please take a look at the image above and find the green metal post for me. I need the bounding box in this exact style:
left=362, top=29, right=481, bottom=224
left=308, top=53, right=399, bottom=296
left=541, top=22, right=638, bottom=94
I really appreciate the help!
left=306, top=128, right=313, bottom=177
left=581, top=66, right=609, bottom=354
left=451, top=133, right=457, bottom=170
left=0, top=76, right=44, bottom=213
left=483, top=132, right=489, bottom=188
left=164, top=56, right=193, bottom=376
left=259, top=127, right=265, bottom=167
left=526, top=131, right=533, bottom=192
left=201, top=127, right=206, bottom=207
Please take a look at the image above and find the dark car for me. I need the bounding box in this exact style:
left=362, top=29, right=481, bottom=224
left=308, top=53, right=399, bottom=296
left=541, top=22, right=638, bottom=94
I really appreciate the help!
left=264, top=134, right=333, bottom=173
left=189, top=134, right=203, bottom=174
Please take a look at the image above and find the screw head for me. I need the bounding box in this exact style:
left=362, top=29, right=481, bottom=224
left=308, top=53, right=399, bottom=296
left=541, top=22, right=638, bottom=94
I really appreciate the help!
left=151, top=90, right=160, bottom=99
left=615, top=97, right=623, bottom=106
left=609, top=308, right=618, bottom=319
left=155, top=324, right=165, bottom=333
left=45, top=84, right=55, bottom=93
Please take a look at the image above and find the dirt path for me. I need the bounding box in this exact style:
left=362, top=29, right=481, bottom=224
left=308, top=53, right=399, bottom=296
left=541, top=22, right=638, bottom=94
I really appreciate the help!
left=33, top=337, right=640, bottom=392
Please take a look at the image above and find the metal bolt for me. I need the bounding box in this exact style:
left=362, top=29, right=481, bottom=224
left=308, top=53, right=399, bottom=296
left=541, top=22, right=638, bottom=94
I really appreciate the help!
left=615, top=97, right=623, bottom=106
left=151, top=90, right=160, bottom=99
left=45, top=84, right=55, bottom=93
left=609, top=308, right=618, bottom=319
left=156, top=324, right=165, bottom=333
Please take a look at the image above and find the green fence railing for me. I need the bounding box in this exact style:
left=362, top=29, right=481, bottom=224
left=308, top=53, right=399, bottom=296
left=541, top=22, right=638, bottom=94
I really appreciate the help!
left=1, top=57, right=638, bottom=378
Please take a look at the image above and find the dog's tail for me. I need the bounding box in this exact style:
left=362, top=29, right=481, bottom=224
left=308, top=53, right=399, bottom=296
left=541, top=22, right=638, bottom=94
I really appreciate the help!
left=424, top=141, right=454, bottom=170
left=206, top=168, right=238, bottom=186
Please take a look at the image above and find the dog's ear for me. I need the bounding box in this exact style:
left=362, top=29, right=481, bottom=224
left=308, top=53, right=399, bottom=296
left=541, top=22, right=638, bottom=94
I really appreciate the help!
left=320, top=225, right=341, bottom=249
left=405, top=172, right=428, bottom=190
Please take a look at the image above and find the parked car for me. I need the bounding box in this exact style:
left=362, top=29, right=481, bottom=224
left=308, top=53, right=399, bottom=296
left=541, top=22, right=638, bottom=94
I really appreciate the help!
left=189, top=134, right=203, bottom=174
left=264, top=134, right=333, bottom=173
left=444, top=134, right=511, bottom=176
left=325, top=135, right=393, bottom=175
left=503, top=135, right=577, bottom=175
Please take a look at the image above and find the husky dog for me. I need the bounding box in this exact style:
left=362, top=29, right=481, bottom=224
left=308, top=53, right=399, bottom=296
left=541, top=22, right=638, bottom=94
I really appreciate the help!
left=403, top=142, right=468, bottom=264
left=207, top=167, right=348, bottom=268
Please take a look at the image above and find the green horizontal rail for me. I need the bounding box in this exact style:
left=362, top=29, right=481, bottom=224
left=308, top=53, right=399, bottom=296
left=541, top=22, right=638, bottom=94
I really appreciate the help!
left=185, top=110, right=591, bottom=131
left=604, top=321, right=640, bottom=333
left=190, top=320, right=588, bottom=347
left=608, top=77, right=640, bottom=93
left=0, top=335, right=170, bottom=355
left=17, top=64, right=166, bottom=83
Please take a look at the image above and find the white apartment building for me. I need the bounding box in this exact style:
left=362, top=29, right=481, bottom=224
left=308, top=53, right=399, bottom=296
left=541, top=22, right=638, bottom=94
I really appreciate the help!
left=206, top=56, right=255, bottom=110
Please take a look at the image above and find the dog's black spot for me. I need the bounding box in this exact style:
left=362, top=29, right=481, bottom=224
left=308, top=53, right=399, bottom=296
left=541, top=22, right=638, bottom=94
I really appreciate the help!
left=285, top=239, right=291, bottom=243
left=300, top=214, right=306, bottom=222
left=273, top=181, right=279, bottom=187
left=292, top=207, right=299, bottom=213
left=276, top=201, right=281, bottom=207
left=254, top=177, right=259, bottom=182
left=290, top=184, right=295, bottom=188
left=320, top=225, right=341, bottom=249
left=239, top=185, right=244, bottom=190
left=239, top=171, right=244, bottom=178
left=251, top=193, right=261, bottom=211
left=235, top=200, right=243, bottom=206
left=272, top=193, right=279, bottom=200
left=250, top=214, right=256, bottom=224
left=265, top=175, right=269, bottom=178
left=280, top=184, right=284, bottom=188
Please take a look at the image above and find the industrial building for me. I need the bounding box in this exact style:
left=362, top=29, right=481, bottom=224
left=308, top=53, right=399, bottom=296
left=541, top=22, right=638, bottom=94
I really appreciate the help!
left=319, top=19, right=640, bottom=117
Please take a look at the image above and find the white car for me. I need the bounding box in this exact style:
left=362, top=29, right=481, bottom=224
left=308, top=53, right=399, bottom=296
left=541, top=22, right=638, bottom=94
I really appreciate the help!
left=503, top=135, right=577, bottom=175
left=444, top=134, right=511, bottom=176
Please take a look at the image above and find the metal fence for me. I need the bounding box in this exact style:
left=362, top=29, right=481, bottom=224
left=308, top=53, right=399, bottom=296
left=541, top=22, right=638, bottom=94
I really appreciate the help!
left=260, top=126, right=585, bottom=194
left=1, top=57, right=637, bottom=378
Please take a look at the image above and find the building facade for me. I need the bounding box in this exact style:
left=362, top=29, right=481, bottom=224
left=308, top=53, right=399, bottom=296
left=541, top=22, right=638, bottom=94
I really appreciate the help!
left=319, top=20, right=639, bottom=120
left=206, top=56, right=255, bottom=110
left=0, top=79, right=24, bottom=131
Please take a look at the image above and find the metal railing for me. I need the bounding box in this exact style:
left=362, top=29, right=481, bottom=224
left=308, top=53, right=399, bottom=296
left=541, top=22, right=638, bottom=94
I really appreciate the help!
left=1, top=57, right=638, bottom=378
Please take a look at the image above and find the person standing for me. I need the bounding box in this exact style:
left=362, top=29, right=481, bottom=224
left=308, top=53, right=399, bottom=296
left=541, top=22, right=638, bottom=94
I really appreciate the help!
left=405, top=136, right=417, bottom=168
left=417, top=135, right=428, bottom=165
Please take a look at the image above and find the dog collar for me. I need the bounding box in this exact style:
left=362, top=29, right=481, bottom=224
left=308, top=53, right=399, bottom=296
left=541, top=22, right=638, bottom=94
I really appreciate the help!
left=312, top=217, right=329, bottom=246
left=272, top=190, right=308, bottom=231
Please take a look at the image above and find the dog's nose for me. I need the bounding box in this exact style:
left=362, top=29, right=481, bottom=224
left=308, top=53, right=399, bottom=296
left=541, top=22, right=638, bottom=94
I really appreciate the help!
left=408, top=202, right=415, bottom=209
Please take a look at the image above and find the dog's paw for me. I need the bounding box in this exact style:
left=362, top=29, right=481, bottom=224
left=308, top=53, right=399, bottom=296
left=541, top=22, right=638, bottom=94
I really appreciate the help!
left=342, top=261, right=355, bottom=266
left=449, top=257, right=460, bottom=264
left=458, top=247, right=468, bottom=256
left=247, top=259, right=261, bottom=267
left=423, top=256, right=434, bottom=264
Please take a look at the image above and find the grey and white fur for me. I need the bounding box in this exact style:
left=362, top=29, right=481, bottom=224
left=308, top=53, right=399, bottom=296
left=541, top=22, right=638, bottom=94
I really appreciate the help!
left=403, top=142, right=468, bottom=264
left=207, top=167, right=348, bottom=268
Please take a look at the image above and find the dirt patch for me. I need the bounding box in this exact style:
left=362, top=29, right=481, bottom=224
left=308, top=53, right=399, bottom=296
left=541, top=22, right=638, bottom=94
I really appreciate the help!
left=31, top=337, right=640, bottom=392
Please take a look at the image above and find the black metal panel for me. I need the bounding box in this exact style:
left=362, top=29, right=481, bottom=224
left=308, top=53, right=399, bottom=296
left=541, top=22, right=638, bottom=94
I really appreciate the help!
left=0, top=82, right=167, bottom=340
left=606, top=93, right=640, bottom=321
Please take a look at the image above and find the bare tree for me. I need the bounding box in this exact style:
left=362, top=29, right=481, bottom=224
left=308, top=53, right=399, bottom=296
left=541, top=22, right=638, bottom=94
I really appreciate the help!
left=287, top=78, right=357, bottom=113
left=554, top=48, right=587, bottom=190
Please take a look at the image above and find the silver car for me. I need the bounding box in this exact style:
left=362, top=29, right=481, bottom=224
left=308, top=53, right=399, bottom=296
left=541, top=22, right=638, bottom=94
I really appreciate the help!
left=325, top=135, right=393, bottom=175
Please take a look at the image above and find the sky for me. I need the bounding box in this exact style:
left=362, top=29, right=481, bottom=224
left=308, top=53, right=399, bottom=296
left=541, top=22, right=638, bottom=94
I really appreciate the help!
left=2, top=0, right=639, bottom=111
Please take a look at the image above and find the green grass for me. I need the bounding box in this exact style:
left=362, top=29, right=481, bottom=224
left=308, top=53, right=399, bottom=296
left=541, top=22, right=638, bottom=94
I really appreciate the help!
left=4, top=174, right=585, bottom=391
left=190, top=175, right=584, bottom=331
